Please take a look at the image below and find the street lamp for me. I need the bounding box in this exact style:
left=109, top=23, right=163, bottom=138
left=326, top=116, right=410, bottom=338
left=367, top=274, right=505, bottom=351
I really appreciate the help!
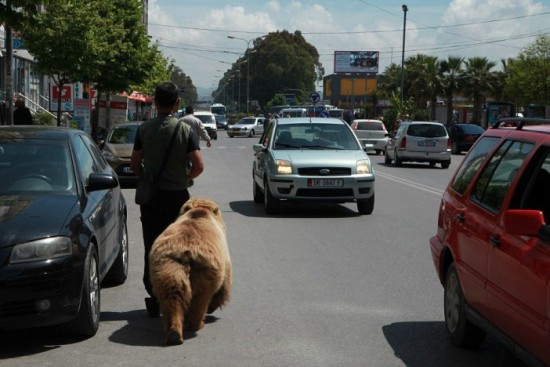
left=400, top=4, right=409, bottom=104
left=227, top=35, right=255, bottom=114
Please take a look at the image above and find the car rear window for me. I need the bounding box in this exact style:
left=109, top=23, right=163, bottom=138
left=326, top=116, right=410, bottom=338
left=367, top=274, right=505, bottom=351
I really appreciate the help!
left=407, top=124, right=446, bottom=137
left=459, top=124, right=485, bottom=134
left=357, top=121, right=385, bottom=131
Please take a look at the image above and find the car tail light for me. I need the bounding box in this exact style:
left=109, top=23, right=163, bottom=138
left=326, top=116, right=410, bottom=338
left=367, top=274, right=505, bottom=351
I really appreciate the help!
left=447, top=138, right=451, bottom=149
left=400, top=136, right=407, bottom=148
left=352, top=124, right=358, bottom=130
left=465, top=134, right=475, bottom=142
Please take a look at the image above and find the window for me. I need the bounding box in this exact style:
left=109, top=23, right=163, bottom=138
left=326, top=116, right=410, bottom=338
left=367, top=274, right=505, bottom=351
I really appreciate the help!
left=451, top=136, right=500, bottom=194
left=471, top=140, right=533, bottom=213
left=72, top=135, right=99, bottom=184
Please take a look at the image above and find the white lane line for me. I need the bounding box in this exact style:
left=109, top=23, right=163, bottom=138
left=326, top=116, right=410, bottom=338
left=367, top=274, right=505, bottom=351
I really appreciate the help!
left=375, top=170, right=445, bottom=196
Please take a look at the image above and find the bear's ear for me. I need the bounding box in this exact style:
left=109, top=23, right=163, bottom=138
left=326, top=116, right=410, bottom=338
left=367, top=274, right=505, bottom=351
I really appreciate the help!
left=212, top=207, right=220, bottom=215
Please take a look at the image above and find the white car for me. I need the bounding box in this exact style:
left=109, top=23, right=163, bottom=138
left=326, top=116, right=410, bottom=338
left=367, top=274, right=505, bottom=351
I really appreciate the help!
left=252, top=117, right=375, bottom=215
left=227, top=116, right=266, bottom=138
left=193, top=111, right=218, bottom=140
left=350, top=119, right=390, bottom=155
left=385, top=120, right=451, bottom=168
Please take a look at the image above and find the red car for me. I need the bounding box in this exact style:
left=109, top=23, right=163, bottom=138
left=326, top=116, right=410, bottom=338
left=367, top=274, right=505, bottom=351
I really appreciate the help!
left=429, top=117, right=550, bottom=366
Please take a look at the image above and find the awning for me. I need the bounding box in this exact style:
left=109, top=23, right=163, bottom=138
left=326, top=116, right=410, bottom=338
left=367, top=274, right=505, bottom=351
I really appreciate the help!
left=119, top=91, right=153, bottom=103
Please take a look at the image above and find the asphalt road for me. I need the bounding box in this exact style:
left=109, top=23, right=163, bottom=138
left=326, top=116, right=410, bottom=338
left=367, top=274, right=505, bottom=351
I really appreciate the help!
left=0, top=132, right=528, bottom=367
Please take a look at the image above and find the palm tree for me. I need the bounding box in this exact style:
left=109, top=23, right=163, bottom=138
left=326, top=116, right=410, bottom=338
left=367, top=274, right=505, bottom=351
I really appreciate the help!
left=461, top=57, right=497, bottom=124
left=405, top=54, right=442, bottom=119
left=439, top=56, right=464, bottom=124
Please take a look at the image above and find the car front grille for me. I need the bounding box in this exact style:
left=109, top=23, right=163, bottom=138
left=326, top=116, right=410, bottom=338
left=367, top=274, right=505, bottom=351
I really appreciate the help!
left=298, top=167, right=351, bottom=176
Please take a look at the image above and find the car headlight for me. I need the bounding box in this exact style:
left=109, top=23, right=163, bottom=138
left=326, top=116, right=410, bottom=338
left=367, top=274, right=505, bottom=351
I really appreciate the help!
left=357, top=159, right=372, bottom=174
left=275, top=160, right=292, bottom=174
left=10, top=237, right=73, bottom=264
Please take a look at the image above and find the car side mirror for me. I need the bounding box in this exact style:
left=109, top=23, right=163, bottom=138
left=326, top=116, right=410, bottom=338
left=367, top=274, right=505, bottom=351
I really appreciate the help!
left=503, top=209, right=545, bottom=236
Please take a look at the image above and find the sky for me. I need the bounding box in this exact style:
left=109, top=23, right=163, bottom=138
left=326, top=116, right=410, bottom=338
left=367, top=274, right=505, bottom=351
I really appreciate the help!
left=147, top=0, right=550, bottom=96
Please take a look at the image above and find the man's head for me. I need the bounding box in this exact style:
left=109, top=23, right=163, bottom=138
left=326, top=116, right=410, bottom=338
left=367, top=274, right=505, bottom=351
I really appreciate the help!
left=154, top=82, right=179, bottom=110
left=185, top=106, right=194, bottom=115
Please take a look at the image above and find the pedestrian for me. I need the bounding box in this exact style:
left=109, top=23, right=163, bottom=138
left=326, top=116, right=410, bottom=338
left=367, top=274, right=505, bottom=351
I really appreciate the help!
left=13, top=96, right=33, bottom=125
left=179, top=105, right=212, bottom=148
left=130, top=81, right=205, bottom=317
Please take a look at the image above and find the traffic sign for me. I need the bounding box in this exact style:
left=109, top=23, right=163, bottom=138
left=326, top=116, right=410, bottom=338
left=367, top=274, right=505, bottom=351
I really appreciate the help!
left=310, top=92, right=320, bottom=104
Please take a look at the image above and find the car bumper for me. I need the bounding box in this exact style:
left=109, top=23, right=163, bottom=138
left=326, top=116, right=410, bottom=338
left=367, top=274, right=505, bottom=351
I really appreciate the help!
left=398, top=150, right=451, bottom=162
left=266, top=174, right=375, bottom=203
left=0, top=251, right=84, bottom=330
left=429, top=234, right=445, bottom=284
left=358, top=139, right=388, bottom=151
left=227, top=130, right=251, bottom=137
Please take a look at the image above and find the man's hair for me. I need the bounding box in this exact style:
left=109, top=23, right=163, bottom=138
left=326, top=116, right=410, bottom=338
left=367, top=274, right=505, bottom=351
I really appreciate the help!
left=154, top=82, right=179, bottom=108
left=185, top=105, right=194, bottom=114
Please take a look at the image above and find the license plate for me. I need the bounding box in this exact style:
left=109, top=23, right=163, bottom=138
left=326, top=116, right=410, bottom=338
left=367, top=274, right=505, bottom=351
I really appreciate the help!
left=308, top=178, right=343, bottom=187
left=123, top=167, right=133, bottom=173
left=418, top=140, right=436, bottom=147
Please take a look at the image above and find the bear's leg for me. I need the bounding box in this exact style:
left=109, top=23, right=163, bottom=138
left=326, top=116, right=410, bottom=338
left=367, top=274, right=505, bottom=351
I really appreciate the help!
left=207, top=264, right=232, bottom=314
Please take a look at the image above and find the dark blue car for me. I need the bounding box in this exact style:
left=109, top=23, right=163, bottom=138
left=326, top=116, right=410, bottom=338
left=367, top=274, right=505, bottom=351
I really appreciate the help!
left=0, top=126, right=128, bottom=337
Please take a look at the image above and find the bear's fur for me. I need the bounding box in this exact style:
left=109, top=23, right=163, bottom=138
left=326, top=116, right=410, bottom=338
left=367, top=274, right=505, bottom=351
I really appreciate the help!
left=149, top=197, right=232, bottom=345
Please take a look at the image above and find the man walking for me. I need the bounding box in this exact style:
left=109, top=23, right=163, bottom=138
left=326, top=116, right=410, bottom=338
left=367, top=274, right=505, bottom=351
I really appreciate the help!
left=179, top=106, right=212, bottom=147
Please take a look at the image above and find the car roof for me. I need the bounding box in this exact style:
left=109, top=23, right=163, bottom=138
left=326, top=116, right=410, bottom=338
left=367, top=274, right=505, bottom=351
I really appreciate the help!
left=194, top=111, right=214, bottom=115
left=405, top=121, right=445, bottom=126
left=0, top=125, right=78, bottom=140
left=353, top=119, right=383, bottom=123
left=275, top=117, right=348, bottom=126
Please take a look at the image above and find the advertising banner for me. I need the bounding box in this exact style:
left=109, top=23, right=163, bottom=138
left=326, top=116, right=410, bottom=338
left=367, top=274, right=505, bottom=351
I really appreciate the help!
left=50, top=84, right=73, bottom=112
left=334, top=51, right=379, bottom=74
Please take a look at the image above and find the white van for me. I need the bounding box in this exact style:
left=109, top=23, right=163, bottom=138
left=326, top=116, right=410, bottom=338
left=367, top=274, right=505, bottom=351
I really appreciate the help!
left=279, top=108, right=308, bottom=118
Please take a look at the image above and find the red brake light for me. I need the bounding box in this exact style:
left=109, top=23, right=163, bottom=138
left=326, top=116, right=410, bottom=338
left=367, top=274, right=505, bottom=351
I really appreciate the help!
left=400, top=136, right=407, bottom=148
left=465, top=134, right=475, bottom=142
left=447, top=138, right=451, bottom=148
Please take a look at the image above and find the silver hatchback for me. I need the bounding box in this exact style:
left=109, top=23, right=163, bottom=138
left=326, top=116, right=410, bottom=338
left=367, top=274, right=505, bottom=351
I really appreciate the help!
left=252, top=117, right=375, bottom=215
left=385, top=121, right=451, bottom=168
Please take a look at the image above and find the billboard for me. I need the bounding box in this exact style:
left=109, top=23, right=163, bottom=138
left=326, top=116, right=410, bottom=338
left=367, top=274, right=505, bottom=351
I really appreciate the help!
left=334, top=51, right=379, bottom=74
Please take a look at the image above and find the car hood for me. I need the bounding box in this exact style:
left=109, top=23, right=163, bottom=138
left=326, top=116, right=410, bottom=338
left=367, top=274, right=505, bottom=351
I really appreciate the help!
left=0, top=194, right=78, bottom=248
left=272, top=149, right=369, bottom=166
left=230, top=123, right=254, bottom=128
left=106, top=143, right=133, bottom=158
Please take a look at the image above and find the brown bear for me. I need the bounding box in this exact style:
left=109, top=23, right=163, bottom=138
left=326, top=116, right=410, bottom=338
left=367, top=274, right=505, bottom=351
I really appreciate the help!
left=149, top=197, right=232, bottom=345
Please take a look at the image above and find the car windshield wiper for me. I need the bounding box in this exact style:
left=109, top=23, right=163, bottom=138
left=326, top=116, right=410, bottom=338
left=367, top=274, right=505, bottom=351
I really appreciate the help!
left=275, top=143, right=300, bottom=149
left=302, top=145, right=344, bottom=150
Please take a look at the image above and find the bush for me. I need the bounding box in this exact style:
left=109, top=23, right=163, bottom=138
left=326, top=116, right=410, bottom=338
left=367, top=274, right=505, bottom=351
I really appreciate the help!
left=33, top=112, right=55, bottom=126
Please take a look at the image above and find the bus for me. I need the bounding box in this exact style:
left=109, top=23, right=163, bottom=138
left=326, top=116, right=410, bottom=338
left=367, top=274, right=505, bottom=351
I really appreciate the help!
left=210, top=103, right=227, bottom=116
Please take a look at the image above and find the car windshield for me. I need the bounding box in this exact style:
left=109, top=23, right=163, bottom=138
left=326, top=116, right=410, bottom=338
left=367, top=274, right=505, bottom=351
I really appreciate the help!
left=0, top=139, right=76, bottom=194
left=239, top=118, right=256, bottom=125
left=273, top=123, right=360, bottom=150
left=357, top=121, right=385, bottom=131
left=108, top=125, right=138, bottom=144
left=196, top=115, right=215, bottom=124
left=458, top=124, right=485, bottom=134
left=408, top=124, right=447, bottom=137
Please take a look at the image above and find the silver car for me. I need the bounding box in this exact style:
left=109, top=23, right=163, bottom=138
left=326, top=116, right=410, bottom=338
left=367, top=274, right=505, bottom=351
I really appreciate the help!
left=252, top=117, right=375, bottom=215
left=384, top=120, right=451, bottom=168
left=228, top=116, right=266, bottom=137
left=100, top=122, right=141, bottom=183
left=351, top=119, right=390, bottom=155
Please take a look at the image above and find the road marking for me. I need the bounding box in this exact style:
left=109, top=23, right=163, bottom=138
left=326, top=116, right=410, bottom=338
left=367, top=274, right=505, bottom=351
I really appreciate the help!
left=375, top=170, right=444, bottom=196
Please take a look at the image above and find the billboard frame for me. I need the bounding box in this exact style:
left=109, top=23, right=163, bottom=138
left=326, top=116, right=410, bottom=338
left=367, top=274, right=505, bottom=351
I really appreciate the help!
left=334, top=51, right=379, bottom=74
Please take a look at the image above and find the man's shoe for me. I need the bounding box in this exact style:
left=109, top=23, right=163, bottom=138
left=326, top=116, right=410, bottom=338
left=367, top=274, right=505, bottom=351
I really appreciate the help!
left=145, top=297, right=160, bottom=318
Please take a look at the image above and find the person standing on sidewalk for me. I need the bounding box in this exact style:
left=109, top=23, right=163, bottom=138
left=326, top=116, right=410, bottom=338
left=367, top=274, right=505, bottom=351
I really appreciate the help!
left=13, top=96, right=33, bottom=125
left=179, top=106, right=212, bottom=148
left=130, top=82, right=205, bottom=317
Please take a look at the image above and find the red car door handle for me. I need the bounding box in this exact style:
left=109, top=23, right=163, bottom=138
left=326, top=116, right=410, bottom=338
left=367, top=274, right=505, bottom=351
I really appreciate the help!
left=455, top=213, right=465, bottom=222
left=490, top=235, right=501, bottom=247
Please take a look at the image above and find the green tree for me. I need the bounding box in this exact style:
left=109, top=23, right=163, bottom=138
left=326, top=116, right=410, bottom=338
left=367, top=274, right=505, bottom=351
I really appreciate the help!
left=461, top=57, right=497, bottom=124
left=405, top=54, right=442, bottom=120
left=439, top=56, right=464, bottom=124
left=505, top=34, right=550, bottom=111
left=22, top=0, right=106, bottom=124
left=170, top=66, right=198, bottom=106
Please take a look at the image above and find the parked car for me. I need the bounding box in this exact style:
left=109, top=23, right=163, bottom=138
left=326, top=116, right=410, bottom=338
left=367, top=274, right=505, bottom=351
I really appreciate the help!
left=0, top=126, right=128, bottom=337
left=215, top=114, right=228, bottom=130
left=350, top=119, right=390, bottom=155
left=429, top=117, right=550, bottom=366
left=279, top=108, right=308, bottom=117
left=228, top=116, right=266, bottom=138
left=100, top=122, right=141, bottom=184
left=193, top=111, right=218, bottom=140
left=445, top=123, right=485, bottom=154
left=252, top=117, right=375, bottom=215
left=385, top=120, right=451, bottom=168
